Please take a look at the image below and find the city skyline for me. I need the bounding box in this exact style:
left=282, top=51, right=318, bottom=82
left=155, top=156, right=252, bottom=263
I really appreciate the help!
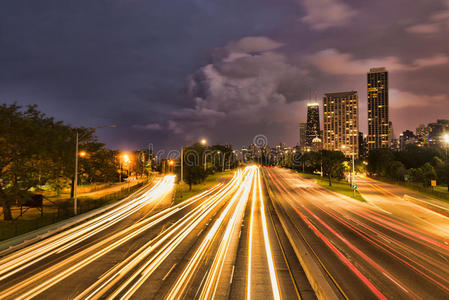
left=1, top=1, right=449, bottom=298
left=1, top=1, right=449, bottom=150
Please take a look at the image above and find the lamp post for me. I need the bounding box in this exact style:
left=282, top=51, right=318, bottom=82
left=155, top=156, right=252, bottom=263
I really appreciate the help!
left=168, top=160, right=174, bottom=173
left=73, top=125, right=116, bottom=215
left=342, top=144, right=356, bottom=196
left=222, top=152, right=226, bottom=172
left=180, top=146, right=184, bottom=185
left=200, top=138, right=208, bottom=171
left=121, top=153, right=130, bottom=179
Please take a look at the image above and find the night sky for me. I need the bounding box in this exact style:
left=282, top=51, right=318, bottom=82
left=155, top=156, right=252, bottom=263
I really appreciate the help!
left=1, top=0, right=449, bottom=152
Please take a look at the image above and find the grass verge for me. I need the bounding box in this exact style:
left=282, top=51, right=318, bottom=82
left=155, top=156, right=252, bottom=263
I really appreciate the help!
left=0, top=179, right=151, bottom=242
left=173, top=170, right=235, bottom=204
left=299, top=173, right=366, bottom=202
left=370, top=176, right=449, bottom=204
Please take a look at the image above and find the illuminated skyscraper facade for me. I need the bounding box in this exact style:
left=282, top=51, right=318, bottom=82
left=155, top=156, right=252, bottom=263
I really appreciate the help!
left=323, top=91, right=359, bottom=157
left=367, top=67, right=389, bottom=150
left=306, top=103, right=320, bottom=147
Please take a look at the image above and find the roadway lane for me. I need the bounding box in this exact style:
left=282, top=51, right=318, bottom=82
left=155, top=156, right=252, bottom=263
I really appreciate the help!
left=264, top=167, right=449, bottom=299
left=1, top=168, right=315, bottom=299
left=0, top=175, right=178, bottom=299
left=158, top=166, right=313, bottom=300
left=55, top=170, right=242, bottom=299
left=0, top=169, right=247, bottom=299
left=356, top=175, right=449, bottom=239
left=230, top=166, right=312, bottom=300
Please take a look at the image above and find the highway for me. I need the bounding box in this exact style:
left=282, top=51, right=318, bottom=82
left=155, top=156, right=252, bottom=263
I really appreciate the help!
left=0, top=167, right=313, bottom=299
left=264, top=167, right=449, bottom=299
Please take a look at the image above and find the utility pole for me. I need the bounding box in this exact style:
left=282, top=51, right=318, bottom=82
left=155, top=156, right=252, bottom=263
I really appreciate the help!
left=180, top=146, right=184, bottom=185
left=74, top=131, right=79, bottom=215
left=119, top=158, right=122, bottom=183
left=73, top=125, right=115, bottom=216
left=352, top=143, right=356, bottom=197
left=222, top=152, right=226, bottom=172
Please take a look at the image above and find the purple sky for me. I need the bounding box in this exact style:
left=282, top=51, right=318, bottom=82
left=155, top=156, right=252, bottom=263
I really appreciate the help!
left=1, top=0, right=449, bottom=151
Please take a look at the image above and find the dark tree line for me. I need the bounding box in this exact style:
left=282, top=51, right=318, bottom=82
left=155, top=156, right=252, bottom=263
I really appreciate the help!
left=282, top=150, right=347, bottom=186
left=181, top=143, right=237, bottom=190
left=367, top=145, right=449, bottom=189
left=0, top=104, right=127, bottom=220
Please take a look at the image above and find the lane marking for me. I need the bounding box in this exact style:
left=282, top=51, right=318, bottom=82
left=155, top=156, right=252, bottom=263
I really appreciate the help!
left=163, top=263, right=177, bottom=281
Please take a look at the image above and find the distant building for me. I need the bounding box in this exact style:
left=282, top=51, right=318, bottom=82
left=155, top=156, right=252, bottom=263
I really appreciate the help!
left=367, top=67, right=390, bottom=150
left=399, top=130, right=417, bottom=150
left=391, top=138, right=400, bottom=151
left=299, top=122, right=307, bottom=149
left=306, top=103, right=320, bottom=147
left=416, top=124, right=430, bottom=146
left=389, top=121, right=395, bottom=141
left=323, top=91, right=359, bottom=157
left=429, top=120, right=449, bottom=145
left=311, top=136, right=322, bottom=152
left=358, top=132, right=368, bottom=158
left=415, top=120, right=449, bottom=146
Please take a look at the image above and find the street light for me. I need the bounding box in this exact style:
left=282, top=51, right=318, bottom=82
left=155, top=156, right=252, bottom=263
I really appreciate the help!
left=73, top=125, right=116, bottom=215
left=119, top=153, right=130, bottom=182
left=123, top=154, right=130, bottom=163
left=200, top=138, right=207, bottom=145
left=342, top=144, right=355, bottom=194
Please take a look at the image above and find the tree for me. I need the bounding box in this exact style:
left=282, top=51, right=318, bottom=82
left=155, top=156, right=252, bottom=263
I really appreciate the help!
left=0, top=104, right=60, bottom=220
left=320, top=150, right=346, bottom=186
left=367, top=149, right=394, bottom=176
left=300, top=151, right=321, bottom=174
left=0, top=104, right=119, bottom=220
left=396, top=144, right=440, bottom=169
left=388, top=161, right=407, bottom=181
left=420, top=163, right=437, bottom=187
left=435, top=157, right=449, bottom=191
left=182, top=143, right=207, bottom=190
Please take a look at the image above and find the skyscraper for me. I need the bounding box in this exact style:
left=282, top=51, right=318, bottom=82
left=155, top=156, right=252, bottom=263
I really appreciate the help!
left=323, top=91, right=359, bottom=157
left=367, top=67, right=389, bottom=150
left=299, top=122, right=307, bottom=148
left=306, top=103, right=320, bottom=147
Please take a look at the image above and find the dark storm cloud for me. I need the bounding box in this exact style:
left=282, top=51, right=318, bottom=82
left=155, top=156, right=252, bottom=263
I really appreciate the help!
left=1, top=0, right=449, bottom=150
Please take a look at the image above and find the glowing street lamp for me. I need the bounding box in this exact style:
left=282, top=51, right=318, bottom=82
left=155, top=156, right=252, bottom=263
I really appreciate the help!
left=123, top=154, right=130, bottom=163
left=73, top=125, right=115, bottom=215
left=119, top=153, right=131, bottom=182
left=200, top=138, right=207, bottom=145
left=342, top=144, right=355, bottom=194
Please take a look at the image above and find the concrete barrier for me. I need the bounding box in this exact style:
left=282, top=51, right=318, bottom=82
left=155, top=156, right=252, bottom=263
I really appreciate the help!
left=262, top=173, right=341, bottom=300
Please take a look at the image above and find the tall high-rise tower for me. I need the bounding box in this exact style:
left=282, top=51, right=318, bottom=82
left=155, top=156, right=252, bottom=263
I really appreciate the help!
left=306, top=103, right=320, bottom=147
left=367, top=67, right=389, bottom=150
left=299, top=122, right=307, bottom=148
left=323, top=91, right=359, bottom=157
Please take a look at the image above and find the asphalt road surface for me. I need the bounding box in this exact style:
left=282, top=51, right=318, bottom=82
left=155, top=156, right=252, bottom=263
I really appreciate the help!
left=0, top=167, right=314, bottom=300
left=264, top=167, right=449, bottom=299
